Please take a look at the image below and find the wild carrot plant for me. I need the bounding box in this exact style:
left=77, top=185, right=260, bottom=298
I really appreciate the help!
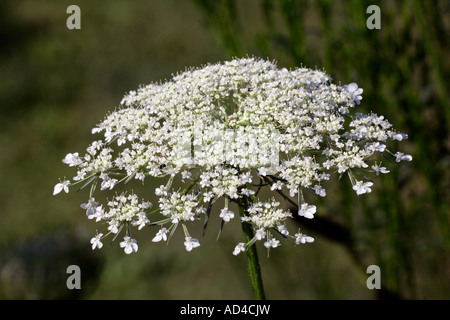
left=54, top=58, right=411, bottom=299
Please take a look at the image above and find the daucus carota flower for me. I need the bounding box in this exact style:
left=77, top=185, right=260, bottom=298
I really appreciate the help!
left=81, top=197, right=99, bottom=218
left=233, top=242, right=246, bottom=255
left=219, top=208, right=235, bottom=222
left=120, top=236, right=138, bottom=254
left=343, top=82, right=364, bottom=105
left=62, top=152, right=82, bottom=167
left=53, top=179, right=71, bottom=195
left=371, top=162, right=390, bottom=175
left=295, top=232, right=315, bottom=244
left=298, top=203, right=317, bottom=219
left=184, top=236, right=200, bottom=252
left=152, top=227, right=168, bottom=242
left=90, top=232, right=103, bottom=250
left=395, top=152, right=413, bottom=162
left=352, top=180, right=374, bottom=195
left=54, top=57, right=411, bottom=255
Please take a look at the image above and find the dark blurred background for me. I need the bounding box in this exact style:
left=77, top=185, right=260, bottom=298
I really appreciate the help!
left=0, top=0, right=448, bottom=299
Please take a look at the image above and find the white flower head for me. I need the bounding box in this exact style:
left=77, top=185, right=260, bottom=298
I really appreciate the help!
left=55, top=57, right=411, bottom=256
left=120, top=236, right=138, bottom=254
left=107, top=219, right=119, bottom=233
left=100, top=177, right=118, bottom=191
left=81, top=197, right=99, bottom=218
left=219, top=207, right=235, bottom=222
left=258, top=167, right=269, bottom=177
left=184, top=236, right=200, bottom=252
left=270, top=180, right=284, bottom=191
left=181, top=171, right=192, bottom=180
left=152, top=228, right=169, bottom=242
left=255, top=228, right=266, bottom=241
left=277, top=224, right=289, bottom=236
left=352, top=180, right=374, bottom=195
left=295, top=232, right=314, bottom=244
left=298, top=203, right=316, bottom=219
left=53, top=179, right=70, bottom=195
left=93, top=205, right=104, bottom=222
left=132, top=213, right=150, bottom=230
left=395, top=152, right=413, bottom=162
left=343, top=82, right=363, bottom=105
left=392, top=133, right=408, bottom=141
left=233, top=242, right=246, bottom=256
left=62, top=153, right=82, bottom=167
left=90, top=232, right=103, bottom=250
left=155, top=185, right=168, bottom=196
left=264, top=238, right=280, bottom=249
left=372, top=162, right=390, bottom=176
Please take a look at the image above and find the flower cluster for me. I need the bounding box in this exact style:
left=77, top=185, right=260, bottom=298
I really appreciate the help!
left=54, top=57, right=411, bottom=255
left=237, top=200, right=292, bottom=253
left=78, top=193, right=151, bottom=253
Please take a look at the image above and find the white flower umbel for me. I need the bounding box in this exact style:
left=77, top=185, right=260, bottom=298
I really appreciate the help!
left=55, top=57, right=411, bottom=256
left=237, top=200, right=292, bottom=254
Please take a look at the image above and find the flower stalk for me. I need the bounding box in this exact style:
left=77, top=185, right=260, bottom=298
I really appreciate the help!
left=238, top=197, right=266, bottom=300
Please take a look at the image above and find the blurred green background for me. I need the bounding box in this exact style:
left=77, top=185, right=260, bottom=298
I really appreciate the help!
left=0, top=0, right=448, bottom=299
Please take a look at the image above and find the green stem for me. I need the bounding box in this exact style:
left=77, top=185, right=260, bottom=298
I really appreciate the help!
left=238, top=198, right=266, bottom=300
